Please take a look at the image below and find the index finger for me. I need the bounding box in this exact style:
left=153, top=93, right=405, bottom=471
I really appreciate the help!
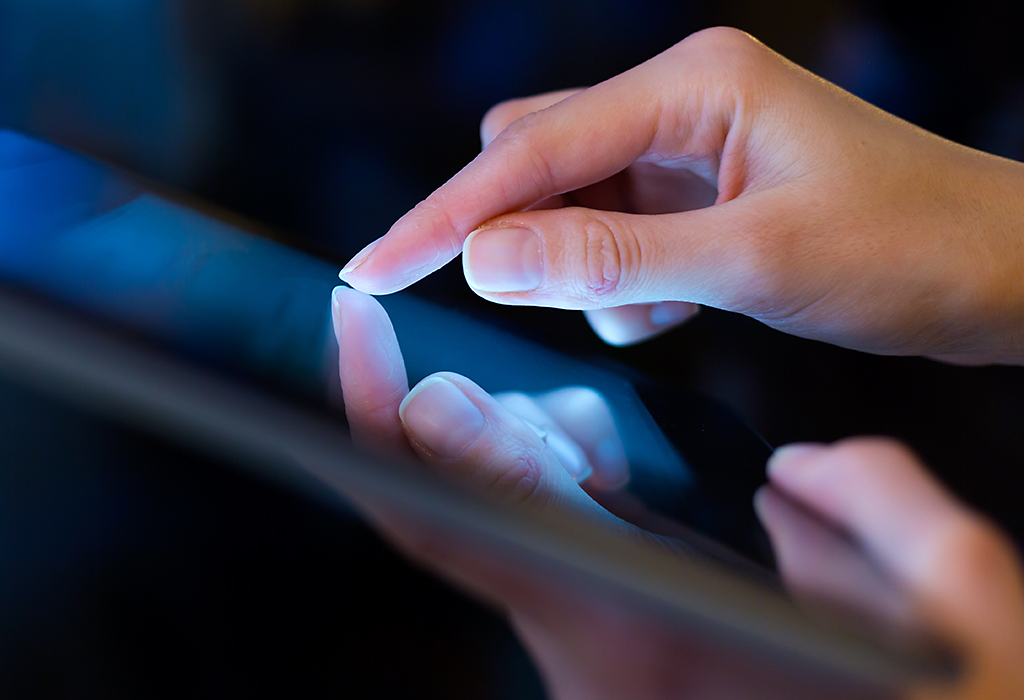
left=331, top=286, right=412, bottom=455
left=339, top=69, right=665, bottom=295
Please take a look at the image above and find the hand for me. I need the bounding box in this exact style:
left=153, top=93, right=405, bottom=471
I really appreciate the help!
left=332, top=286, right=1024, bottom=699
left=763, top=440, right=1024, bottom=700
left=339, top=27, right=1024, bottom=362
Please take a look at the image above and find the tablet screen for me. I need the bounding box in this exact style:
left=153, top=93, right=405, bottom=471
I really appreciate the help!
left=0, top=129, right=775, bottom=572
left=0, top=130, right=964, bottom=686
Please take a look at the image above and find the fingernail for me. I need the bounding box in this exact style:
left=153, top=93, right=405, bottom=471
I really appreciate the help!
left=650, top=301, right=698, bottom=326
left=400, top=377, right=485, bottom=457
left=330, top=286, right=347, bottom=344
left=464, top=227, right=543, bottom=293
left=767, top=443, right=825, bottom=476
left=340, top=237, right=382, bottom=279
left=480, top=124, right=498, bottom=149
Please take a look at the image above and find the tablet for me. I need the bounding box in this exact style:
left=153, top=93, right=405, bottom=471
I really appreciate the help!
left=0, top=129, right=957, bottom=691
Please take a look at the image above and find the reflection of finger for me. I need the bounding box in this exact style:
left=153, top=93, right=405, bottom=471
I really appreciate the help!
left=584, top=302, right=699, bottom=347
left=494, top=392, right=593, bottom=483
left=753, top=485, right=914, bottom=626
left=332, top=286, right=411, bottom=455
left=400, top=373, right=608, bottom=510
left=480, top=89, right=585, bottom=147
left=768, top=439, right=1024, bottom=651
left=536, top=387, right=629, bottom=491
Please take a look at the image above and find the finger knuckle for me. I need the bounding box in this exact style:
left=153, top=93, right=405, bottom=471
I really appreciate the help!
left=684, top=26, right=762, bottom=54
left=680, top=27, right=769, bottom=73
left=493, top=115, right=556, bottom=195
left=561, top=215, right=637, bottom=304
left=676, top=27, right=774, bottom=100
left=483, top=452, right=546, bottom=508
left=494, top=391, right=533, bottom=409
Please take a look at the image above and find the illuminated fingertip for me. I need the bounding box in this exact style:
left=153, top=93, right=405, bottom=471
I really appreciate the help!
left=544, top=430, right=592, bottom=482
left=767, top=443, right=826, bottom=475
left=340, top=237, right=383, bottom=279
left=650, top=301, right=699, bottom=326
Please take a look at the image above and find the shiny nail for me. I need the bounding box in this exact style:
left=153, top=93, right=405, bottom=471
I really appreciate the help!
left=400, top=377, right=485, bottom=457
left=464, top=227, right=543, bottom=293
left=330, top=286, right=347, bottom=344
left=339, top=237, right=382, bottom=279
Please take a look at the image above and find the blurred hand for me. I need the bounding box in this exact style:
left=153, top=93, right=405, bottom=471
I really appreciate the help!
left=332, top=286, right=1024, bottom=699
left=339, top=27, right=1024, bottom=360
left=762, top=440, right=1024, bottom=700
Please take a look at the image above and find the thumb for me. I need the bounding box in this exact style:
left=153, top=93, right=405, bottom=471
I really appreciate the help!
left=461, top=200, right=769, bottom=311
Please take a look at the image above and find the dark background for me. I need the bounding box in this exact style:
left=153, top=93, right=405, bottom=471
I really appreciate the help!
left=1, top=1, right=1023, bottom=697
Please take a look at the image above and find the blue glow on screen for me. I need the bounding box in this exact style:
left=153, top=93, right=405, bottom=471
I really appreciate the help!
left=0, top=130, right=338, bottom=400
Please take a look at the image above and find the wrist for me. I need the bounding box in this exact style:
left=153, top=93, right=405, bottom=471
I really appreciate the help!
left=898, top=141, right=1024, bottom=366
left=956, top=153, right=1024, bottom=365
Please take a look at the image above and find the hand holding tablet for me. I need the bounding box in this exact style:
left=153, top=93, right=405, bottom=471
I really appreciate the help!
left=333, top=25, right=1024, bottom=699
left=332, top=287, right=1024, bottom=699
left=2, top=95, right=1021, bottom=691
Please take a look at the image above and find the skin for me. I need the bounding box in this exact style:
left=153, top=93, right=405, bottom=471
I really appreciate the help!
left=333, top=287, right=1024, bottom=699
left=331, top=27, right=1024, bottom=699
left=339, top=28, right=1024, bottom=362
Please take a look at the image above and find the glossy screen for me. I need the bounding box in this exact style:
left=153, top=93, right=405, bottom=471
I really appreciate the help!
left=0, top=129, right=776, bottom=572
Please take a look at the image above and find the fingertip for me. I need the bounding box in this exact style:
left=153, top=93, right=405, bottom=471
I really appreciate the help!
left=766, top=443, right=828, bottom=479
left=534, top=386, right=628, bottom=489
left=331, top=283, right=384, bottom=321
left=331, top=285, right=347, bottom=342
left=584, top=303, right=698, bottom=347
left=480, top=121, right=498, bottom=150
left=751, top=483, right=772, bottom=519
left=340, top=220, right=457, bottom=295
left=583, top=309, right=640, bottom=346
left=335, top=284, right=411, bottom=451
left=338, top=264, right=407, bottom=296
left=331, top=283, right=357, bottom=301
left=332, top=284, right=405, bottom=381
left=341, top=278, right=393, bottom=296
left=339, top=237, right=382, bottom=279
left=331, top=284, right=360, bottom=329
left=543, top=430, right=594, bottom=483
left=650, top=301, right=700, bottom=327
